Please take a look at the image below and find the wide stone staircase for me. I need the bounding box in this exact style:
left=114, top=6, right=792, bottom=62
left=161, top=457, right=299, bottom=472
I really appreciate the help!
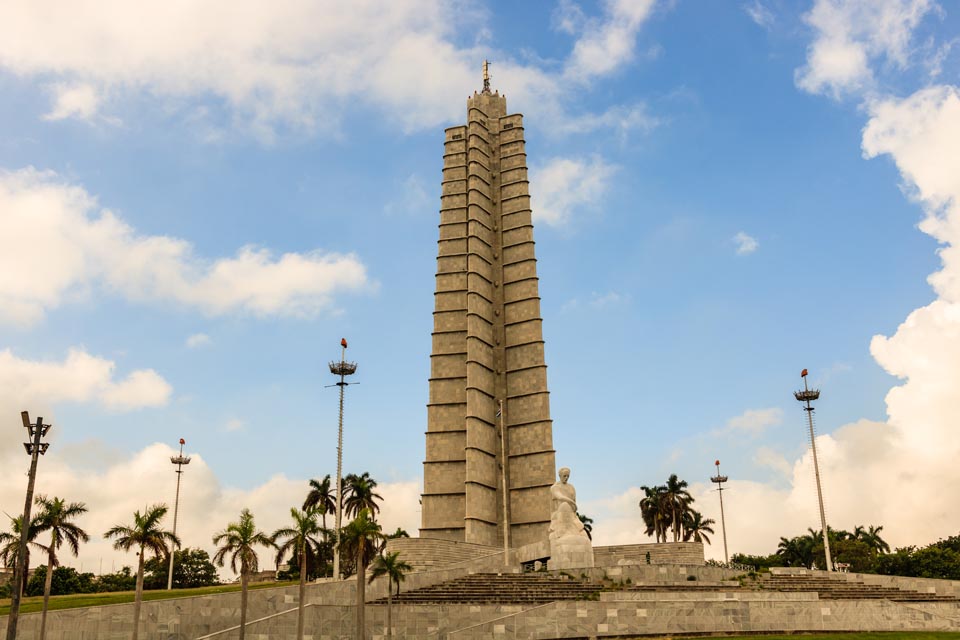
left=758, top=573, right=960, bottom=602
left=623, top=580, right=744, bottom=593
left=371, top=572, right=603, bottom=605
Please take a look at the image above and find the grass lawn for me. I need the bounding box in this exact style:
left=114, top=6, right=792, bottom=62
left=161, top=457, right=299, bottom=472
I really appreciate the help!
left=674, top=635, right=960, bottom=640
left=0, top=581, right=296, bottom=616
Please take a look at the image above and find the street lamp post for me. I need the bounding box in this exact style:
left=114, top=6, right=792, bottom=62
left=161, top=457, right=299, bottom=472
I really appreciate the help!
left=329, top=338, right=357, bottom=580
left=167, top=438, right=191, bottom=590
left=710, top=460, right=729, bottom=565
left=6, top=411, right=52, bottom=640
left=794, top=368, right=833, bottom=572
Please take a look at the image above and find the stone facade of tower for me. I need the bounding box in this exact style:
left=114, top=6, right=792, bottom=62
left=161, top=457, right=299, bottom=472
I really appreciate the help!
left=421, top=85, right=556, bottom=549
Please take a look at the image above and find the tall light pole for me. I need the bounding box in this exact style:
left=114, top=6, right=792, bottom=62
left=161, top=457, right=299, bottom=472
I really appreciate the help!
left=167, top=438, right=191, bottom=590
left=710, top=460, right=729, bottom=564
left=6, top=411, right=51, bottom=640
left=329, top=338, right=357, bottom=580
left=794, top=368, right=832, bottom=572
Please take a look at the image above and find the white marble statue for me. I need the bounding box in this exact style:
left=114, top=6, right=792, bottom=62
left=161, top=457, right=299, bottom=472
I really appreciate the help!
left=549, top=467, right=588, bottom=539
left=548, top=467, right=594, bottom=569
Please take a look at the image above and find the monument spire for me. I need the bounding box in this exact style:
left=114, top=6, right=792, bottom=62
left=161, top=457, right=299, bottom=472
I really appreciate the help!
left=421, top=74, right=556, bottom=549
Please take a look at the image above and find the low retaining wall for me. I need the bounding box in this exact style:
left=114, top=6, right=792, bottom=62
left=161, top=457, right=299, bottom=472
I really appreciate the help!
left=200, top=603, right=518, bottom=639
left=386, top=538, right=502, bottom=573
left=578, top=563, right=743, bottom=583
left=444, top=595, right=960, bottom=638
left=0, top=546, right=515, bottom=639
left=594, top=542, right=705, bottom=566
left=513, top=540, right=705, bottom=569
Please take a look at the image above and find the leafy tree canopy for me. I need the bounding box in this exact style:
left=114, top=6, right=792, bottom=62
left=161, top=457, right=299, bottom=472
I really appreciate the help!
left=25, top=565, right=98, bottom=597
left=143, top=547, right=219, bottom=589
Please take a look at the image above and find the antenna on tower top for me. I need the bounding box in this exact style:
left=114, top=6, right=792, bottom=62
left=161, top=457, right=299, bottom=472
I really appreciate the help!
left=482, top=60, right=492, bottom=94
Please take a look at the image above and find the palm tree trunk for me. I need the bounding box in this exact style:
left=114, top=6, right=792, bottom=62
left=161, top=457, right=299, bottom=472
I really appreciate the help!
left=356, top=553, right=366, bottom=640
left=296, top=550, right=306, bottom=640
left=20, top=549, right=30, bottom=599
left=132, top=550, right=145, bottom=640
left=40, top=548, right=54, bottom=640
left=239, top=565, right=248, bottom=640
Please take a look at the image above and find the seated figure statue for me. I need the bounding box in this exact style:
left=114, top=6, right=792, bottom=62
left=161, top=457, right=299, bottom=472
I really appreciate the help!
left=548, top=467, right=594, bottom=570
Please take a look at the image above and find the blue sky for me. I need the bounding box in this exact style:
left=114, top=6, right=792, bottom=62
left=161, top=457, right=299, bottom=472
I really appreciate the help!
left=1, top=0, right=959, bottom=570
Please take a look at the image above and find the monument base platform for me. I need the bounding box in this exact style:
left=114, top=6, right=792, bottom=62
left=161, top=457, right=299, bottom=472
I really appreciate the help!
left=548, top=535, right=595, bottom=570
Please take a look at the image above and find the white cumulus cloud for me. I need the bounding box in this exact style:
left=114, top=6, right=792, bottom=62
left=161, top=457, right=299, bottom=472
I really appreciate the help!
left=0, top=348, right=171, bottom=436
left=185, top=333, right=212, bottom=349
left=0, top=168, right=371, bottom=326
left=744, top=1, right=776, bottom=29
left=0, top=0, right=662, bottom=140
left=531, top=155, right=616, bottom=227
left=564, top=0, right=658, bottom=82
left=795, top=0, right=937, bottom=98
left=43, top=82, right=102, bottom=121
left=733, top=231, right=759, bottom=255
left=725, top=407, right=783, bottom=435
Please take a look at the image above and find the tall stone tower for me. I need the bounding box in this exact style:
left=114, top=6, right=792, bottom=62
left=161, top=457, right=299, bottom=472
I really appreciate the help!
left=421, top=65, right=556, bottom=550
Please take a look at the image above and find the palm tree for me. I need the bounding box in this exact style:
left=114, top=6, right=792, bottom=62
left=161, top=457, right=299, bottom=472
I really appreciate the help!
left=272, top=507, right=323, bottom=640
left=368, top=550, right=412, bottom=639
left=639, top=485, right=668, bottom=543
left=212, top=509, right=274, bottom=640
left=777, top=535, right=815, bottom=569
left=303, top=475, right=335, bottom=531
left=343, top=472, right=383, bottom=520
left=0, top=513, right=46, bottom=598
left=681, top=509, right=715, bottom=544
left=34, top=496, right=89, bottom=640
left=385, top=527, right=410, bottom=540
left=104, top=504, right=180, bottom=640
left=662, top=474, right=693, bottom=542
left=303, top=475, right=336, bottom=575
left=855, top=524, right=890, bottom=555
left=341, top=509, right=382, bottom=640
left=578, top=514, right=594, bottom=541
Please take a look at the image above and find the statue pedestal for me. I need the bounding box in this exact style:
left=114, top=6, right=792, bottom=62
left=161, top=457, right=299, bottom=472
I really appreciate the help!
left=548, top=534, right=595, bottom=571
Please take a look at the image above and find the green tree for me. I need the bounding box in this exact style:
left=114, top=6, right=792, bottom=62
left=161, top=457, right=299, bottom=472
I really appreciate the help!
left=343, top=472, right=383, bottom=520
left=104, top=504, right=180, bottom=640
left=143, top=548, right=219, bottom=589
left=34, top=495, right=90, bottom=640
left=854, top=524, right=891, bottom=555
left=95, top=566, right=136, bottom=593
left=0, top=513, right=46, bottom=598
left=368, top=550, right=412, bottom=639
left=777, top=535, right=815, bottom=569
left=731, top=552, right=781, bottom=570
left=578, top=514, right=594, bottom=541
left=833, top=538, right=878, bottom=573
left=681, top=509, right=715, bottom=544
left=303, top=475, right=336, bottom=574
left=385, top=527, right=410, bottom=539
left=662, top=474, right=693, bottom=542
left=638, top=485, right=668, bottom=543
left=272, top=507, right=323, bottom=640
left=25, top=566, right=97, bottom=596
left=213, top=509, right=274, bottom=640
left=303, top=475, right=335, bottom=531
left=341, top=509, right=382, bottom=640
left=878, top=542, right=960, bottom=580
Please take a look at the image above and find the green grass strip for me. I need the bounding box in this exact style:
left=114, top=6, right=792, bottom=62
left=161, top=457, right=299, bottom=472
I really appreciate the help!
left=661, top=635, right=960, bottom=640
